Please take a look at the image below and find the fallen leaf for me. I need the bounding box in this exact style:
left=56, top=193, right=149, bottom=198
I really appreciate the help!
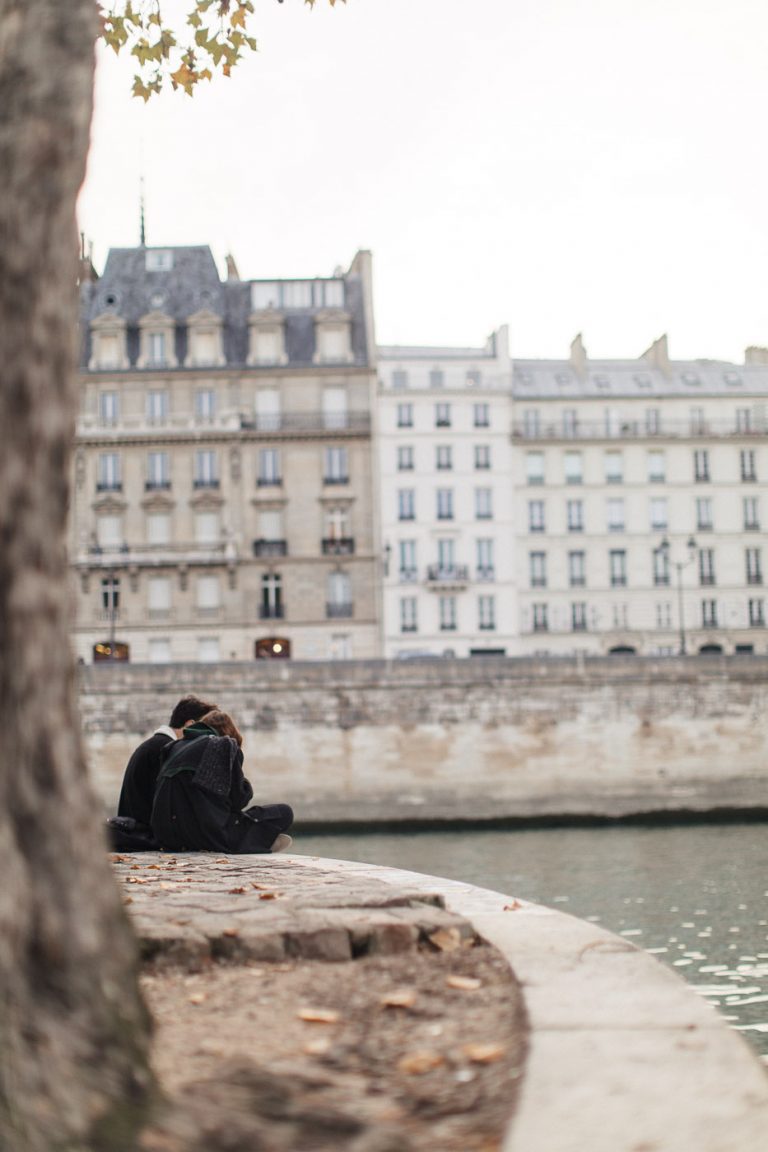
left=297, top=1008, right=340, bottom=1024
left=303, top=1037, right=332, bottom=1056
left=223, top=927, right=239, bottom=938
left=188, top=993, right=207, bottom=1005
left=215, top=858, right=230, bottom=863
left=251, top=882, right=270, bottom=890
left=110, top=854, right=129, bottom=863
left=130, top=864, right=141, bottom=871
left=228, top=886, right=247, bottom=894
left=258, top=892, right=279, bottom=901
left=158, top=882, right=178, bottom=890
left=125, top=877, right=149, bottom=885
left=428, top=927, right=462, bottom=952
left=381, top=988, right=417, bottom=1009
left=503, top=901, right=522, bottom=911
left=123, top=896, right=134, bottom=905
left=445, top=975, right=482, bottom=991
left=146, top=863, right=162, bottom=870
left=463, top=1042, right=506, bottom=1064
left=397, top=1050, right=445, bottom=1075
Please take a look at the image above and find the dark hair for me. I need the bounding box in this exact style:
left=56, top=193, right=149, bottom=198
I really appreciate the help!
left=199, top=709, right=243, bottom=748
left=169, top=696, right=218, bottom=729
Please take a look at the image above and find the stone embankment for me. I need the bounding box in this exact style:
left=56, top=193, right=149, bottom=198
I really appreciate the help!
left=85, top=656, right=768, bottom=822
left=116, top=851, right=768, bottom=1152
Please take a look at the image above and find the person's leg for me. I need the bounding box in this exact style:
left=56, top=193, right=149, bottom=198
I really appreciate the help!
left=243, top=803, right=293, bottom=849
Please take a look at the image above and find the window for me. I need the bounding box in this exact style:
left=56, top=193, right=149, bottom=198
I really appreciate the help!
left=399, top=540, right=417, bottom=581
left=148, top=638, right=171, bottom=664
left=656, top=602, right=672, bottom=629
left=258, top=448, right=281, bottom=486
left=528, top=500, right=545, bottom=533
left=690, top=406, right=706, bottom=434
left=653, top=546, right=670, bottom=587
left=473, top=403, right=490, bottom=428
left=397, top=445, right=414, bottom=471
left=571, top=602, right=587, bottom=632
left=322, top=387, right=348, bottom=430
left=562, top=409, right=578, bottom=437
left=195, top=389, right=216, bottom=422
left=435, top=402, right=451, bottom=428
left=147, top=332, right=167, bottom=367
left=568, top=551, right=586, bottom=588
left=475, top=488, right=493, bottom=520
left=97, top=452, right=121, bottom=491
left=699, top=548, right=716, bottom=586
left=530, top=551, right=547, bottom=588
left=397, top=402, right=413, bottom=428
left=146, top=389, right=168, bottom=423
left=324, top=446, right=349, bottom=484
left=400, top=597, right=418, bottom=632
left=701, top=599, right=718, bottom=628
left=749, top=598, right=765, bottom=627
left=744, top=497, right=760, bottom=531
left=564, top=451, right=583, bottom=485
left=146, top=249, right=173, bottom=271
left=439, top=595, right=457, bottom=631
left=466, top=369, right=482, bottom=387
left=476, top=538, right=495, bottom=580
left=195, top=511, right=220, bottom=545
left=196, top=575, right=220, bottom=610
left=255, top=389, right=281, bottom=431
left=474, top=445, right=491, bottom=470
left=746, top=547, right=763, bottom=585
left=436, top=538, right=455, bottom=573
left=649, top=497, right=668, bottom=532
left=97, top=515, right=122, bottom=550
left=429, top=368, right=445, bottom=388
left=251, top=281, right=280, bottom=309
left=392, top=369, right=409, bottom=389
left=532, top=603, right=548, bottom=632
left=526, top=452, right=545, bottom=485
left=101, top=575, right=120, bottom=613
left=612, top=603, right=629, bottom=629
left=609, top=549, right=627, bottom=587
left=696, top=497, right=713, bottom=532
left=741, top=449, right=757, bottom=482
left=258, top=509, right=284, bottom=544
left=194, top=450, right=218, bottom=488
left=398, top=489, right=415, bottom=521
left=736, top=407, right=752, bottom=433
left=146, top=512, right=170, bottom=545
left=694, top=449, right=710, bottom=482
left=567, top=499, right=584, bottom=532
left=436, top=445, right=453, bottom=470
left=604, top=451, right=623, bottom=484
left=281, top=280, right=313, bottom=308
left=260, top=572, right=283, bottom=619
left=604, top=408, right=619, bottom=436
left=147, top=451, right=170, bottom=490
left=329, top=634, right=352, bottom=661
left=437, top=488, right=454, bottom=520
left=647, top=450, right=665, bottom=483
left=316, top=323, right=350, bottom=363
left=197, top=637, right=220, bottom=663
left=99, top=391, right=119, bottom=426
left=327, top=571, right=353, bottom=617
left=148, top=577, right=171, bottom=615
left=607, top=498, right=625, bottom=533
left=645, top=408, right=661, bottom=435
left=478, top=595, right=496, bottom=631
left=522, top=409, right=540, bottom=437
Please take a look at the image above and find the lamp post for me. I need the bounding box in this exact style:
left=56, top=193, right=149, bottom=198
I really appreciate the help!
left=658, top=535, right=697, bottom=655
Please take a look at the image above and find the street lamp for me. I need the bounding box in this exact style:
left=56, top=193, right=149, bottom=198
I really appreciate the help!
left=658, top=535, right=697, bottom=655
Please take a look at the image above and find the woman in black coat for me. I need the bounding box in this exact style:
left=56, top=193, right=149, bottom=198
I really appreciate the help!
left=150, top=710, right=293, bottom=854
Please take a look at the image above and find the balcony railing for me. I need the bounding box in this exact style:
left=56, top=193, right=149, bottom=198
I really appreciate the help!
left=193, top=478, right=219, bottom=489
left=322, top=537, right=355, bottom=555
left=259, top=604, right=285, bottom=620
left=240, top=412, right=371, bottom=435
left=257, top=477, right=282, bottom=487
left=145, top=480, right=171, bottom=491
left=96, top=482, right=122, bottom=492
left=326, top=602, right=353, bottom=618
left=399, top=567, right=419, bottom=583
left=511, top=418, right=768, bottom=442
left=253, top=539, right=288, bottom=558
left=426, top=564, right=469, bottom=585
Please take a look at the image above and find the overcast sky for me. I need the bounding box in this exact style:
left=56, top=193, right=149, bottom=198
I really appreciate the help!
left=78, top=0, right=768, bottom=361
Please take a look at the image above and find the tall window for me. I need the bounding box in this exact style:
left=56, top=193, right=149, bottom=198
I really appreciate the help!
left=699, top=548, right=716, bottom=586
left=474, top=445, right=491, bottom=470
left=473, top=403, right=490, bottom=428
left=146, top=512, right=170, bottom=546
left=97, top=452, right=121, bottom=491
left=612, top=603, right=629, bottom=629
left=436, top=538, right=455, bottom=574
left=475, top=488, right=493, bottom=520
left=647, top=450, right=665, bottom=482
left=564, top=451, right=583, bottom=485
left=571, top=602, right=587, bottom=632
left=744, top=496, right=760, bottom=531
left=476, top=538, right=495, bottom=580
left=399, top=540, right=417, bottom=581
left=701, top=599, right=718, bottom=628
left=392, top=369, right=409, bottom=389
left=397, top=445, right=414, bottom=471
left=528, top=500, right=545, bottom=533
left=694, top=449, right=710, bottom=482
left=607, top=498, right=625, bottom=533
left=101, top=574, right=120, bottom=613
left=478, top=595, right=496, bottom=631
left=327, top=571, right=352, bottom=616
left=522, top=409, right=540, bottom=437
left=397, top=402, right=413, bottom=428
left=529, top=551, right=547, bottom=588
left=195, top=389, right=216, bottom=422
left=195, top=511, right=220, bottom=545
left=398, top=489, right=415, bottom=521
left=736, top=407, right=752, bottom=433
left=526, top=452, right=545, bottom=485
left=196, top=574, right=220, bottom=611
left=436, top=445, right=453, bottom=470
left=690, top=406, right=706, bottom=434
left=99, top=391, right=119, bottom=426
left=439, top=595, right=457, bottom=631
left=746, top=547, right=763, bottom=585
left=568, top=551, right=586, bottom=587
left=567, top=499, right=584, bottom=532
left=696, top=497, right=713, bottom=531
left=147, top=451, right=170, bottom=489
left=532, top=603, right=548, bottom=632
left=260, top=573, right=283, bottom=619
left=604, top=451, right=623, bottom=484
left=324, top=446, right=348, bottom=484
left=562, top=409, right=578, bottom=437
left=146, top=389, right=168, bottom=424
left=466, top=369, right=482, bottom=387
left=429, top=368, right=444, bottom=388
left=749, top=598, right=765, bottom=627
left=435, top=402, right=451, bottom=428
left=322, top=388, right=348, bottom=430
left=255, top=388, right=281, bottom=431
left=148, top=576, right=171, bottom=617
left=147, top=331, right=167, bottom=366
left=649, top=497, right=667, bottom=531
left=194, top=450, right=218, bottom=488
left=609, top=549, right=627, bottom=587
left=741, top=449, right=757, bottom=482
left=400, top=597, right=418, bottom=632
left=656, top=602, right=672, bottom=629
left=645, top=408, right=661, bottom=435
left=653, top=547, right=670, bottom=587
left=197, top=638, right=220, bottom=663
left=436, top=488, right=454, bottom=520
left=258, top=448, right=281, bottom=486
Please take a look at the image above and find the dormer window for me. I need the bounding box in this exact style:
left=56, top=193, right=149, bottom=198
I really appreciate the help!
left=89, top=314, right=129, bottom=371
left=314, top=311, right=352, bottom=364
left=145, top=249, right=173, bottom=272
left=148, top=332, right=166, bottom=366
left=137, top=311, right=177, bottom=369
left=186, top=310, right=225, bottom=368
left=248, top=312, right=287, bottom=366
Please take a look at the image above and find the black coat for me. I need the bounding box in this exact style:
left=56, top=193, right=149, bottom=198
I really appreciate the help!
left=150, top=727, right=276, bottom=854
left=117, top=731, right=176, bottom=826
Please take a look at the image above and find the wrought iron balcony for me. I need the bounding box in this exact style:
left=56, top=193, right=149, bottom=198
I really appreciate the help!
left=322, top=537, right=355, bottom=555
left=259, top=603, right=285, bottom=620
left=426, top=564, right=469, bottom=587
left=326, top=602, right=353, bottom=618
left=253, top=539, right=288, bottom=558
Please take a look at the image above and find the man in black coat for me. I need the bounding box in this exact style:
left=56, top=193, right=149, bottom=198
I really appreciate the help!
left=116, top=695, right=217, bottom=829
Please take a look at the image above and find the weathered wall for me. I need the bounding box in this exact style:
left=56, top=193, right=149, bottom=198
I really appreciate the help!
left=80, top=656, right=768, bottom=822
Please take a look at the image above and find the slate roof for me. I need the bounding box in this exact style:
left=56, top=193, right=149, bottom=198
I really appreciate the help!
left=511, top=359, right=768, bottom=399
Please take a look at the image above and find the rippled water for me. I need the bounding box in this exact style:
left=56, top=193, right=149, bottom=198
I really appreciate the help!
left=296, top=823, right=768, bottom=1059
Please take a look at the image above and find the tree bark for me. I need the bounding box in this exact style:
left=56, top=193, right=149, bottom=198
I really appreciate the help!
left=0, top=3, right=153, bottom=1149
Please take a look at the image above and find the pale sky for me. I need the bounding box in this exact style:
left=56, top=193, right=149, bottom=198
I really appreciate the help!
left=78, top=0, right=768, bottom=362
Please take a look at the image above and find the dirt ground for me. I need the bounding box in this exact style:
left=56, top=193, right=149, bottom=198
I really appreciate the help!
left=138, top=941, right=528, bottom=1152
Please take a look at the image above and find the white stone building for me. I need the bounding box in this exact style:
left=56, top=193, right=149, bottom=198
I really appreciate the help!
left=377, top=328, right=518, bottom=658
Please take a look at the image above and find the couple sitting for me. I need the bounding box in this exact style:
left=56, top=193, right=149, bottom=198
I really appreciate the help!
left=110, top=695, right=293, bottom=855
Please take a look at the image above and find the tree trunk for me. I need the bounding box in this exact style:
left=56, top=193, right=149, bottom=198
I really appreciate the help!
left=0, top=3, right=153, bottom=1149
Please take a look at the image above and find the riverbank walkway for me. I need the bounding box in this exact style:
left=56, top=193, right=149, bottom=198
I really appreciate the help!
left=114, top=851, right=768, bottom=1151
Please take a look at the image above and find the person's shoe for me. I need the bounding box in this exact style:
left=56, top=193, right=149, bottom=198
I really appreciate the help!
left=271, top=834, right=293, bottom=853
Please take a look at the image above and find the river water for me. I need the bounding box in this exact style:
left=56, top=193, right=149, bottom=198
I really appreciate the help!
left=296, top=822, right=768, bottom=1061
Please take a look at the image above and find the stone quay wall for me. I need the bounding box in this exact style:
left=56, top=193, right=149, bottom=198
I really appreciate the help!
left=80, top=656, right=768, bottom=822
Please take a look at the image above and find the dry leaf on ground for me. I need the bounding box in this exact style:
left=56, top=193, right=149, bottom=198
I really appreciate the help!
left=428, top=928, right=462, bottom=952
left=445, top=975, right=482, bottom=991
left=297, top=1007, right=341, bottom=1024
left=462, top=1043, right=506, bottom=1064
left=397, top=1050, right=445, bottom=1075
left=381, top=988, right=417, bottom=1009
